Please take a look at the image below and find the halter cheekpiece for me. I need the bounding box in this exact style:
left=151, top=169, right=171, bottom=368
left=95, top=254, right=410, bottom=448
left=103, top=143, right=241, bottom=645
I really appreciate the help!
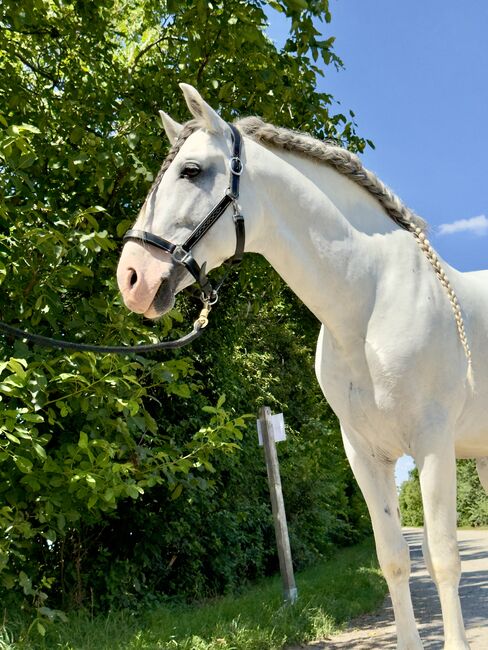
left=123, top=123, right=245, bottom=303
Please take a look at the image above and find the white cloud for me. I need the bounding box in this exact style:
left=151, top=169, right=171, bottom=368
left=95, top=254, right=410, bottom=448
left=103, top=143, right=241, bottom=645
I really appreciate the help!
left=438, top=214, right=488, bottom=236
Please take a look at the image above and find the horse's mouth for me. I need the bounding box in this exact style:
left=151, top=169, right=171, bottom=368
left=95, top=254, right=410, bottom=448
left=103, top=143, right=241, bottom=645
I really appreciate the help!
left=145, top=277, right=177, bottom=319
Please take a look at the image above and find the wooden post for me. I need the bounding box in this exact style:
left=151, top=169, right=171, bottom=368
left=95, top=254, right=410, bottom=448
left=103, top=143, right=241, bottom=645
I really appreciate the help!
left=258, top=406, right=297, bottom=604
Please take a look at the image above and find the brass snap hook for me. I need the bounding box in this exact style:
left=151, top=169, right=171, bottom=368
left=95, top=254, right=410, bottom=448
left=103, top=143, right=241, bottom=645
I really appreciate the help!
left=196, top=302, right=211, bottom=329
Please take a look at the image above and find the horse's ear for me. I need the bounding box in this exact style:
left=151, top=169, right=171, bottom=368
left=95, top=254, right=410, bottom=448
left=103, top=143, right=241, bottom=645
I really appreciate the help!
left=159, top=111, right=183, bottom=145
left=179, top=83, right=226, bottom=134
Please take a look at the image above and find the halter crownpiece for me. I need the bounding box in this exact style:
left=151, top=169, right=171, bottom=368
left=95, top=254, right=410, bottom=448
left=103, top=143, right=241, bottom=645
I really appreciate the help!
left=123, top=123, right=245, bottom=302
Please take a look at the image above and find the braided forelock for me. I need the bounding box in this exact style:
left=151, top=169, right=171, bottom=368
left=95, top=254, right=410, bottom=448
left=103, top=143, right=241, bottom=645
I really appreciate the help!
left=136, top=119, right=200, bottom=224
left=148, top=119, right=200, bottom=194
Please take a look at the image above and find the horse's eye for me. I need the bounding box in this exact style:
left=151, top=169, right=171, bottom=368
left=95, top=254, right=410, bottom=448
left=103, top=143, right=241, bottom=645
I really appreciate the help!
left=180, top=162, right=201, bottom=179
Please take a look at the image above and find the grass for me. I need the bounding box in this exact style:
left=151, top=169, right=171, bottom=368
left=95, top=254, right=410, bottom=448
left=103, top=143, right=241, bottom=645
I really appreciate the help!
left=2, top=538, right=386, bottom=650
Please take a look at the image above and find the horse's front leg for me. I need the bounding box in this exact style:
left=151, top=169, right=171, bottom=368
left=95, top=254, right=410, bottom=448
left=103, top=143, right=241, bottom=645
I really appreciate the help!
left=341, top=426, right=423, bottom=650
left=416, top=437, right=470, bottom=650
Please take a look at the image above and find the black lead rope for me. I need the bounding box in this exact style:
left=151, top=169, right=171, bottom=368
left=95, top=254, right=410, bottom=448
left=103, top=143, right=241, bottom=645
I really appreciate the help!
left=0, top=302, right=211, bottom=354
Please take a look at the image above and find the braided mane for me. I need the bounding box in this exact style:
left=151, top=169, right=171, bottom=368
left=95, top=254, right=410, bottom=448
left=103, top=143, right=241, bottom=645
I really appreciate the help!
left=148, top=119, right=200, bottom=195
left=236, top=116, right=426, bottom=232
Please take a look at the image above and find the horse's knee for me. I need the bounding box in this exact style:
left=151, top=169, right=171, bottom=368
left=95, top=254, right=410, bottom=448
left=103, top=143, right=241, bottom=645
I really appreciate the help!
left=377, top=535, right=411, bottom=585
left=424, top=535, right=461, bottom=587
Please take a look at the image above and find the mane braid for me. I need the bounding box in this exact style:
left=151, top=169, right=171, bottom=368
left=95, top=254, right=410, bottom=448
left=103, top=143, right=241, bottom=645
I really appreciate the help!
left=148, top=119, right=200, bottom=196
left=236, top=116, right=426, bottom=232
left=137, top=119, right=199, bottom=224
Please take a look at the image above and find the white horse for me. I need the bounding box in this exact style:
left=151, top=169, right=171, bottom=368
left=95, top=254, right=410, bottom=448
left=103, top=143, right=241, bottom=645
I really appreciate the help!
left=117, top=84, right=488, bottom=649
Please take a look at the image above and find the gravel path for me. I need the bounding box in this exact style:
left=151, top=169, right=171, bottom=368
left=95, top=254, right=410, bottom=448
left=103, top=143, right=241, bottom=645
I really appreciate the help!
left=293, top=527, right=488, bottom=649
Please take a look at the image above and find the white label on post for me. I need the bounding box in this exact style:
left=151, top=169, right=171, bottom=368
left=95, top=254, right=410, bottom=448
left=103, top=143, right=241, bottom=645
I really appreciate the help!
left=272, top=412, right=286, bottom=442
left=256, top=419, right=263, bottom=445
left=256, top=412, right=286, bottom=446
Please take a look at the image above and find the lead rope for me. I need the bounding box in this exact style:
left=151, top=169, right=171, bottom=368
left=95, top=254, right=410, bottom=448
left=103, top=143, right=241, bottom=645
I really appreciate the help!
left=0, top=298, right=213, bottom=354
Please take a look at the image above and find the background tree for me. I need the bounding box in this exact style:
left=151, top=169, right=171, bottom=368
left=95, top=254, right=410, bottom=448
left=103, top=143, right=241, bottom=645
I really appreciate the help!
left=0, top=0, right=370, bottom=627
left=399, top=461, right=488, bottom=527
left=398, top=468, right=423, bottom=527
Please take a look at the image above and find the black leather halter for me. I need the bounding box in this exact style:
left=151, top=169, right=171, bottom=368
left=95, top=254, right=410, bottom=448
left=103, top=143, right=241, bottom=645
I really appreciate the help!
left=123, top=123, right=245, bottom=302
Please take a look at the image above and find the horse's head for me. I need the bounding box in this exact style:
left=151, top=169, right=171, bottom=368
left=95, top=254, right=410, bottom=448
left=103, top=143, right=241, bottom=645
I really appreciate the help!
left=117, top=84, right=246, bottom=319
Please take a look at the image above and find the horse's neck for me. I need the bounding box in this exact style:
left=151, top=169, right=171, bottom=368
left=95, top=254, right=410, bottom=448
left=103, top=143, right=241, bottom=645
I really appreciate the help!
left=245, top=142, right=399, bottom=343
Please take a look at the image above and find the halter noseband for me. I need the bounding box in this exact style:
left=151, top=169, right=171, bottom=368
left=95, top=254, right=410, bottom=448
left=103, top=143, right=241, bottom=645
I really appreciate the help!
left=123, top=123, right=245, bottom=302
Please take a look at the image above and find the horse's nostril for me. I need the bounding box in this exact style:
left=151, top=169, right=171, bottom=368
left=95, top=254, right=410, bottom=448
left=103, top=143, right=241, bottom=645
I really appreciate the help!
left=129, top=268, right=138, bottom=287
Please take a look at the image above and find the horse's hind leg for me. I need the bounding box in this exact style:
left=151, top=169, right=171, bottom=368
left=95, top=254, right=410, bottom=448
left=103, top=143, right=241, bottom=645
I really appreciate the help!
left=341, top=427, right=423, bottom=650
left=417, top=437, right=470, bottom=650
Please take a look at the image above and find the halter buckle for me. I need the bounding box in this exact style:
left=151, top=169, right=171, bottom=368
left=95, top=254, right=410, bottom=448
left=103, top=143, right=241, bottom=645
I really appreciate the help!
left=172, top=245, right=191, bottom=265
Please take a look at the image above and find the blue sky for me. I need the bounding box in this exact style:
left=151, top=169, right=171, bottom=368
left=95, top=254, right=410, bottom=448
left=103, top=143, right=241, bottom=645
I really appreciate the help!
left=268, top=1, right=488, bottom=484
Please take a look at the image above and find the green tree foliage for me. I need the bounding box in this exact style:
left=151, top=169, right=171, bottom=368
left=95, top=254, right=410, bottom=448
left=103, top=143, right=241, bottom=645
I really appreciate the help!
left=456, top=460, right=488, bottom=526
left=399, top=461, right=488, bottom=527
left=0, top=0, right=370, bottom=629
left=398, top=468, right=423, bottom=527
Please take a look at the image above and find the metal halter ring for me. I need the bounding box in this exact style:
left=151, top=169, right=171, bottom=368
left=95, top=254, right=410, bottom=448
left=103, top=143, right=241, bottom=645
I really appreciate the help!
left=202, top=290, right=219, bottom=306
left=230, top=156, right=243, bottom=175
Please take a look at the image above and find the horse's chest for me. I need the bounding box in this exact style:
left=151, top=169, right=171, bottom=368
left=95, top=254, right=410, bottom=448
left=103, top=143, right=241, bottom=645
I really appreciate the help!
left=328, top=374, right=381, bottom=428
left=324, top=373, right=406, bottom=456
left=315, top=332, right=407, bottom=453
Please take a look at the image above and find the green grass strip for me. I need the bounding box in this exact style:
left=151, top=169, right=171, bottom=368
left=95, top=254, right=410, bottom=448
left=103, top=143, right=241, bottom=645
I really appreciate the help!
left=3, top=538, right=386, bottom=650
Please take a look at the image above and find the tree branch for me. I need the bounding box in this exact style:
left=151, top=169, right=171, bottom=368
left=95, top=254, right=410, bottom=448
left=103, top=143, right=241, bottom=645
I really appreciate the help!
left=196, top=26, right=222, bottom=84
left=130, top=35, right=186, bottom=72
left=12, top=49, right=58, bottom=84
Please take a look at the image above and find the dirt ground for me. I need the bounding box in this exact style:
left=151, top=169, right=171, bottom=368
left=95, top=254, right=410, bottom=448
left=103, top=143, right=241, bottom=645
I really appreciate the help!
left=290, top=527, right=488, bottom=649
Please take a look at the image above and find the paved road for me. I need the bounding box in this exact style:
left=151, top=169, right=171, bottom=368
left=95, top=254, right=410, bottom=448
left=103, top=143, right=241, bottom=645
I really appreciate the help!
left=296, top=528, right=488, bottom=649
